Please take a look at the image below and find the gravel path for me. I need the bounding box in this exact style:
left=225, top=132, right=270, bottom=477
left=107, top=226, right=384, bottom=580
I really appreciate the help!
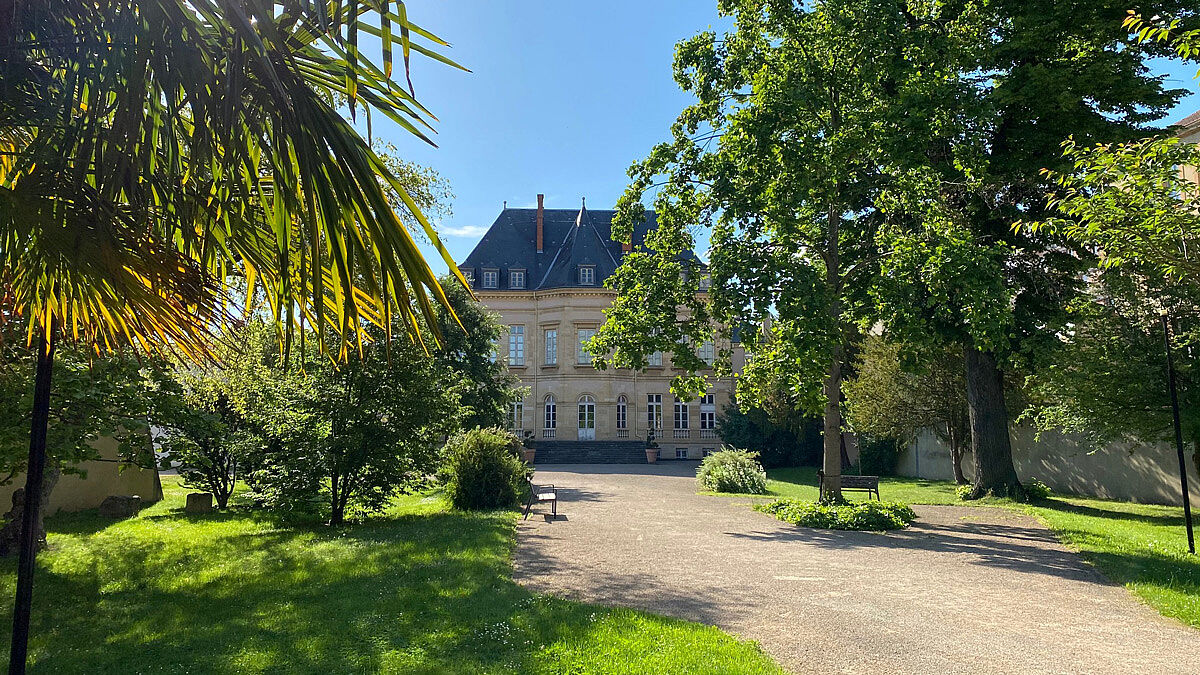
left=514, top=463, right=1200, bottom=674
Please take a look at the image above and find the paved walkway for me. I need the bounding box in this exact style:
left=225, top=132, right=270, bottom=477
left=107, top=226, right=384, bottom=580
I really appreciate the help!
left=514, top=463, right=1200, bottom=674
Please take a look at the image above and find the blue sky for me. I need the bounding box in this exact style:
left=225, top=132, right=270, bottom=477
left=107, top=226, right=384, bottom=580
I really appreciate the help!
left=382, top=2, right=1200, bottom=274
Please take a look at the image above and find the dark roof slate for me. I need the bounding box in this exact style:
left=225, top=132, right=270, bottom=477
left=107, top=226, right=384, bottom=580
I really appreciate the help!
left=458, top=203, right=701, bottom=291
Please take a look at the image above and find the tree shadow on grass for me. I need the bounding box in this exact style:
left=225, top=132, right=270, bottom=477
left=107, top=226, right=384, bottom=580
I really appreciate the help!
left=1, top=509, right=775, bottom=674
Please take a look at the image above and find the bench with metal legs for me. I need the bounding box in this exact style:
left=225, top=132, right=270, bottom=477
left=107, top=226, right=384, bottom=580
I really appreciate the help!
left=523, top=478, right=558, bottom=520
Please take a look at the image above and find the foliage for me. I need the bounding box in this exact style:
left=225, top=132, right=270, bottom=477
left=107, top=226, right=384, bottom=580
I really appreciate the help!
left=696, top=448, right=768, bottom=495
left=591, top=0, right=975, bottom=500
left=0, top=484, right=786, bottom=672
left=716, top=405, right=818, bottom=469
left=431, top=276, right=525, bottom=430
left=439, top=428, right=529, bottom=511
left=1024, top=479, right=1052, bottom=501
left=0, top=0, right=469, bottom=357
left=855, top=436, right=900, bottom=477
left=374, top=141, right=456, bottom=245
left=0, top=336, right=156, bottom=485
left=845, top=337, right=970, bottom=481
left=755, top=499, right=916, bottom=531
left=243, top=320, right=463, bottom=524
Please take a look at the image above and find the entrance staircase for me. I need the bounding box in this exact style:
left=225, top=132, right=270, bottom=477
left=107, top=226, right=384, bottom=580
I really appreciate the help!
left=534, top=440, right=647, bottom=464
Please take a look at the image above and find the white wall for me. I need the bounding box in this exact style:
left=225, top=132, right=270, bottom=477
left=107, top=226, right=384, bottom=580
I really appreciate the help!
left=896, top=427, right=1200, bottom=506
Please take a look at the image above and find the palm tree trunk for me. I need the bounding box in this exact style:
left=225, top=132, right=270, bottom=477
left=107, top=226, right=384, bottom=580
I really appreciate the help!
left=9, top=325, right=56, bottom=675
left=963, top=346, right=1020, bottom=498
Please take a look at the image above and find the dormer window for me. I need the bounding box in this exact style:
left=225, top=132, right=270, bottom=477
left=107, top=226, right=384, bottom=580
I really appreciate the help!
left=459, top=268, right=475, bottom=287
left=699, top=273, right=711, bottom=291
left=578, top=266, right=595, bottom=286
left=482, top=269, right=498, bottom=289
left=510, top=269, right=526, bottom=289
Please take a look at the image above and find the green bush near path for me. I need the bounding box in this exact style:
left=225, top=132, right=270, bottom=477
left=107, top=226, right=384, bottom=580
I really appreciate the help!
left=756, top=499, right=917, bottom=531
left=720, top=466, right=1200, bottom=629
left=696, top=448, right=768, bottom=494
left=0, top=484, right=784, bottom=674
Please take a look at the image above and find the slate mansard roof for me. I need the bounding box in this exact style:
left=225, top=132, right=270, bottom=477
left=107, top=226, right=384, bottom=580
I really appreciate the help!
left=458, top=202, right=702, bottom=291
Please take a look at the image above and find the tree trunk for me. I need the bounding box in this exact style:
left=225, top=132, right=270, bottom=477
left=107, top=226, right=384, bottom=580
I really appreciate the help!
left=9, top=325, right=56, bottom=675
left=821, top=189, right=843, bottom=503
left=948, top=426, right=967, bottom=485
left=963, top=346, right=1021, bottom=498
left=329, top=472, right=344, bottom=526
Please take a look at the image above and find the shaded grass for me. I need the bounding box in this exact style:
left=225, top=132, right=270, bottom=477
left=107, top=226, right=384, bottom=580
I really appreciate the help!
left=0, top=485, right=783, bottom=674
left=729, top=466, right=1200, bottom=628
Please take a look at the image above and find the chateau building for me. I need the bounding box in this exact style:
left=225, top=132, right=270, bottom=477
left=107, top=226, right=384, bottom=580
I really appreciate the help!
left=458, top=195, right=745, bottom=461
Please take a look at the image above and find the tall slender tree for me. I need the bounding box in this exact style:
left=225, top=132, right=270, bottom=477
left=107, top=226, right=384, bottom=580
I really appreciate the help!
left=0, top=1, right=467, bottom=670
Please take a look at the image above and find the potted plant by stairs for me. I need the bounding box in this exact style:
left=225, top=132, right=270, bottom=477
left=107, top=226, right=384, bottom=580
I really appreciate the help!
left=521, top=431, right=537, bottom=463
left=645, top=429, right=659, bottom=463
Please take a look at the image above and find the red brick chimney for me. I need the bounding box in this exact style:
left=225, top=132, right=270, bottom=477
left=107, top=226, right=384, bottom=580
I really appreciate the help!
left=536, top=194, right=544, bottom=253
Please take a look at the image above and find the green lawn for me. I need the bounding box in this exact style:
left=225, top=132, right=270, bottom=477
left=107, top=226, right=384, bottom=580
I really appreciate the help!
left=740, top=466, right=1200, bottom=628
left=0, top=484, right=783, bottom=674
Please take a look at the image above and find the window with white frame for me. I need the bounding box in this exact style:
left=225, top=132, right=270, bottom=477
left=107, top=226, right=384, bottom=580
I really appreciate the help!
left=578, top=265, right=595, bottom=285
left=699, top=273, right=711, bottom=291
left=460, top=268, right=475, bottom=286
left=674, top=399, right=689, bottom=429
left=675, top=448, right=689, bottom=459
left=509, top=399, right=524, bottom=430
left=700, top=393, right=716, bottom=431
left=482, top=269, right=498, bottom=289
left=509, top=269, right=526, bottom=289
left=647, top=394, right=663, bottom=430
left=648, top=350, right=663, bottom=367
left=508, top=325, right=525, bottom=366
left=616, top=395, right=628, bottom=429
left=702, top=447, right=715, bottom=456
left=544, top=395, right=557, bottom=429
left=698, top=340, right=715, bottom=366
left=544, top=328, right=557, bottom=365
left=577, top=328, right=596, bottom=364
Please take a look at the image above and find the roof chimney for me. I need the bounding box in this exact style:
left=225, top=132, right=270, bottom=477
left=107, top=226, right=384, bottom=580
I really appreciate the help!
left=536, top=194, right=544, bottom=253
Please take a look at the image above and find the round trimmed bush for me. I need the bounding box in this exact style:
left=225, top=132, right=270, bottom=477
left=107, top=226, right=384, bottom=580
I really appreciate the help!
left=697, top=447, right=768, bottom=494
left=440, top=427, right=527, bottom=510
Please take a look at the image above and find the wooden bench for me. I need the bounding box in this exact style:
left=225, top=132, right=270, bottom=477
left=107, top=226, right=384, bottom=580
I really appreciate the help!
left=523, top=478, right=558, bottom=520
left=817, top=470, right=880, bottom=500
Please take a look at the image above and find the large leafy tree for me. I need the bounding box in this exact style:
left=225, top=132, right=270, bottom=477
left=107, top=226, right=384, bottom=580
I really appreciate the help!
left=1023, top=14, right=1200, bottom=474
left=0, top=1, right=465, bottom=669
left=592, top=0, right=970, bottom=501
left=870, top=0, right=1195, bottom=498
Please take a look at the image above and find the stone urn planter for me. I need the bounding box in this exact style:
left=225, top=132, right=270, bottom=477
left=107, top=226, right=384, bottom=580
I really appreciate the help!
left=521, top=431, right=536, bottom=464
left=645, top=448, right=658, bottom=463
left=645, top=429, right=659, bottom=463
left=522, top=448, right=536, bottom=463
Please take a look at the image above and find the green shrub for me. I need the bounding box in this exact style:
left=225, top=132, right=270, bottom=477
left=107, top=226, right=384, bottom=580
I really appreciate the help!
left=857, top=434, right=900, bottom=476
left=955, top=484, right=973, bottom=501
left=440, top=427, right=528, bottom=510
left=755, top=499, right=916, bottom=531
left=697, top=447, right=768, bottom=494
left=1024, top=478, right=1052, bottom=500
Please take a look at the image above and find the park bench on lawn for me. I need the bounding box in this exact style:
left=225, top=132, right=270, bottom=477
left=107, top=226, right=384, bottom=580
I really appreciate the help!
left=817, top=470, right=880, bottom=500
left=523, top=476, right=558, bottom=520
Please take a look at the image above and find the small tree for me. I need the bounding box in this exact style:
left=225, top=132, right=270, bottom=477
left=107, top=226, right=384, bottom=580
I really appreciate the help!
left=844, top=337, right=972, bottom=484
left=439, top=427, right=527, bottom=510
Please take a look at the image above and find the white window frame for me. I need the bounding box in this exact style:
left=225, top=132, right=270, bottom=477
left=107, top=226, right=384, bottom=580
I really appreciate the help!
left=616, top=395, right=628, bottom=430
left=675, top=448, right=689, bottom=460
left=544, top=395, right=557, bottom=430
left=460, top=268, right=475, bottom=286
left=510, top=269, right=526, bottom=289
left=648, top=350, right=663, bottom=367
left=698, top=340, right=715, bottom=366
left=509, top=399, right=524, bottom=430
left=544, top=328, right=558, bottom=365
left=577, top=327, right=596, bottom=365
left=482, top=269, right=499, bottom=289
left=579, top=265, right=596, bottom=285
left=674, top=399, right=689, bottom=430
left=700, top=393, right=716, bottom=430
left=508, top=325, right=525, bottom=366
left=647, top=394, right=663, bottom=430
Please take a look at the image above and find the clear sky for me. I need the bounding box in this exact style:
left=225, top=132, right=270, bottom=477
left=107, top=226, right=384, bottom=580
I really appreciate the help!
left=382, top=1, right=1200, bottom=274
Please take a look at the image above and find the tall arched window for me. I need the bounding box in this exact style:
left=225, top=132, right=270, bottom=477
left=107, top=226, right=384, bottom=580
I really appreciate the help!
left=616, top=395, right=628, bottom=430
left=543, top=394, right=557, bottom=438
left=577, top=394, right=596, bottom=440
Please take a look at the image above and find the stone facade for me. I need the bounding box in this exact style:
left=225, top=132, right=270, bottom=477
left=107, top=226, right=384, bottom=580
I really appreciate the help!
left=459, top=196, right=744, bottom=460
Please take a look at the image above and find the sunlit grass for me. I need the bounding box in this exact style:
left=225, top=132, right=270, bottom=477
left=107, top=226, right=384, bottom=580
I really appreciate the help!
left=0, top=484, right=783, bottom=674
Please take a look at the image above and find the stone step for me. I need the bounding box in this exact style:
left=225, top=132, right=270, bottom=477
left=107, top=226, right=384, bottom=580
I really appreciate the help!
left=533, top=441, right=650, bottom=464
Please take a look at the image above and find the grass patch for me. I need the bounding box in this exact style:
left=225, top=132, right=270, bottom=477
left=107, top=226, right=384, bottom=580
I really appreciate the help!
left=0, top=484, right=783, bottom=674
left=755, top=499, right=916, bottom=531
left=735, top=466, right=1200, bottom=628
